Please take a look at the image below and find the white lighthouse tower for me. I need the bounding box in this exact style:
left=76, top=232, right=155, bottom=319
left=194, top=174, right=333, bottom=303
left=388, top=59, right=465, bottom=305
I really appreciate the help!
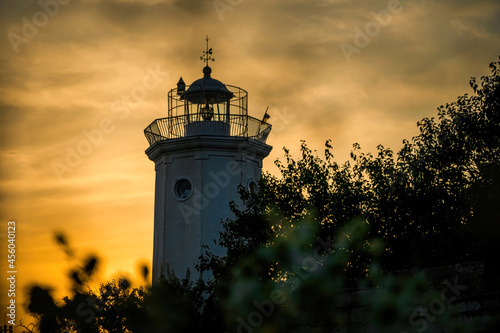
left=144, top=38, right=272, bottom=282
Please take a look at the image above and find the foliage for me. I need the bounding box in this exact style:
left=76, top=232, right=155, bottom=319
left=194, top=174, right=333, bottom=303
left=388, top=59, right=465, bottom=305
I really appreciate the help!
left=212, top=56, right=500, bottom=273
left=23, top=219, right=494, bottom=333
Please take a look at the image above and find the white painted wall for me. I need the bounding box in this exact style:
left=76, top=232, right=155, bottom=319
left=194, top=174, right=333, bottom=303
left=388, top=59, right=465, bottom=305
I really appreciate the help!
left=146, top=135, right=272, bottom=282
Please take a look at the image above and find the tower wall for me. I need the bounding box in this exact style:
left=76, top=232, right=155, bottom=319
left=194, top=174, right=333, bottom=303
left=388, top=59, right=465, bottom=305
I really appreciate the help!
left=146, top=135, right=272, bottom=282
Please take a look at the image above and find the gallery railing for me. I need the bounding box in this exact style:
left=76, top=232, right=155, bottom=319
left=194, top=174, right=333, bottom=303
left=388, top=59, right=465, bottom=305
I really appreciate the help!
left=144, top=114, right=272, bottom=146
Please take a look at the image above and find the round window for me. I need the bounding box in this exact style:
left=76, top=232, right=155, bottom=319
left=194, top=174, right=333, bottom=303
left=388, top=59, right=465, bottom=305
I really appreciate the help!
left=174, top=179, right=192, bottom=200
left=248, top=180, right=258, bottom=194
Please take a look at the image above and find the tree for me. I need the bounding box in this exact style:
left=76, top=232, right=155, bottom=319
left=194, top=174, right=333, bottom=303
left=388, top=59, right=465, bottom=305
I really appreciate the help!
left=203, top=56, right=500, bottom=277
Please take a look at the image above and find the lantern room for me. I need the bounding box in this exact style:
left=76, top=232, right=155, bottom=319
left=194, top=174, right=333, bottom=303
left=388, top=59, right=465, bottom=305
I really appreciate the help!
left=144, top=38, right=271, bottom=145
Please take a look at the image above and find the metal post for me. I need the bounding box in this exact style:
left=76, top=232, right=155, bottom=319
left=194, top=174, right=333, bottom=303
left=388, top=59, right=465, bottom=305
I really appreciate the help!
left=184, top=99, right=189, bottom=124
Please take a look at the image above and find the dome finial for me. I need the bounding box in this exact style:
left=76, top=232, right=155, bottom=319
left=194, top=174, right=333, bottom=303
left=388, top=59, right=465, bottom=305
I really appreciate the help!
left=203, top=66, right=212, bottom=77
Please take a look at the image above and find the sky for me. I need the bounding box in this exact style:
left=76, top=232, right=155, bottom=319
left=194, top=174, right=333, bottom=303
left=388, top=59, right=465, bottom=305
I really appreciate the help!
left=0, top=0, right=499, bottom=327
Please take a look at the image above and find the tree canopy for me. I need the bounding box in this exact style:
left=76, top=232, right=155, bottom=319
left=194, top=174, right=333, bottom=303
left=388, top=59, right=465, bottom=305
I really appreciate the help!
left=206, top=56, right=500, bottom=275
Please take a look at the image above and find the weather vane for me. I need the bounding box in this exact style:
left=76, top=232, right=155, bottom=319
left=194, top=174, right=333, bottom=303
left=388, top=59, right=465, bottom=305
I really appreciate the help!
left=200, top=35, right=215, bottom=64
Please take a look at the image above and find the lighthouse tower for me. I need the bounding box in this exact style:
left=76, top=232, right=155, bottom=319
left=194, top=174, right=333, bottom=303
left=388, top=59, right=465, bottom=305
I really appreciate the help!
left=144, top=38, right=272, bottom=282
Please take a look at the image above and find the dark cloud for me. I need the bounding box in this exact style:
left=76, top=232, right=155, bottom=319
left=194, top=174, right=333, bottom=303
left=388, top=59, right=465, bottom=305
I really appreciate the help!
left=171, top=0, right=212, bottom=14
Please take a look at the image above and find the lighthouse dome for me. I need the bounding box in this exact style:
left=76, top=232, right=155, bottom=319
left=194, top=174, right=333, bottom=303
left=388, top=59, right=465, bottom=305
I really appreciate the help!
left=182, top=66, right=234, bottom=104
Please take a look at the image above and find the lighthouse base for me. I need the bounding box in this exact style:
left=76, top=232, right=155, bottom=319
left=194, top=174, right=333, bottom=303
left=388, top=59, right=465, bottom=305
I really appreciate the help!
left=185, top=121, right=230, bottom=136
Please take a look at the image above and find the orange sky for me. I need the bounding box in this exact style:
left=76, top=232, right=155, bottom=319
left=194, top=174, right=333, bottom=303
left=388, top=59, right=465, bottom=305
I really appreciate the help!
left=1, top=0, right=500, bottom=328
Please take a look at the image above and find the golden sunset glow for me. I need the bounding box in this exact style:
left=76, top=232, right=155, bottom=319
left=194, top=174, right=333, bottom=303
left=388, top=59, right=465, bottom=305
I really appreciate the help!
left=1, top=0, right=499, bottom=326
